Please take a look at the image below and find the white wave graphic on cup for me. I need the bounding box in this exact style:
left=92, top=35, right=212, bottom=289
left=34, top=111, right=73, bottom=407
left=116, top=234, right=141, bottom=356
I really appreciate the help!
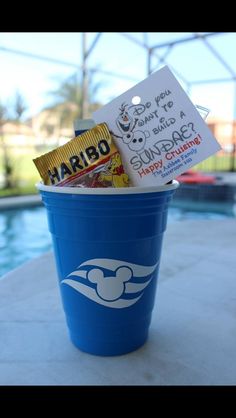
left=61, top=258, right=158, bottom=309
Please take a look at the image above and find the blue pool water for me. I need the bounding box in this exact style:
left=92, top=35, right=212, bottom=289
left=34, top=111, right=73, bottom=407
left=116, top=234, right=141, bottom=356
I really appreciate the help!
left=0, top=205, right=233, bottom=278
left=0, top=206, right=51, bottom=277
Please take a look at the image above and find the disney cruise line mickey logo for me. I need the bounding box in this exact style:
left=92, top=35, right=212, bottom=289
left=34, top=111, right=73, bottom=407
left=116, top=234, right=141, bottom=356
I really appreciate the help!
left=62, top=258, right=158, bottom=309
left=87, top=266, right=132, bottom=301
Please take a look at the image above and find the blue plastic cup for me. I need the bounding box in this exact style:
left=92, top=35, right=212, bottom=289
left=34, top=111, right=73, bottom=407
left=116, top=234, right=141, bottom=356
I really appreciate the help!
left=37, top=181, right=179, bottom=356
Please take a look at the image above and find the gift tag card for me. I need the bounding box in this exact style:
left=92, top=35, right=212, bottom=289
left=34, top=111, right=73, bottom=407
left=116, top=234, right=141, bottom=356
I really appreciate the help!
left=93, top=66, right=221, bottom=186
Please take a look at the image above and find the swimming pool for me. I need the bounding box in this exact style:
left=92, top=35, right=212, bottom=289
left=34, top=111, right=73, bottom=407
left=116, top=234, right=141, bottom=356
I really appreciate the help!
left=0, top=206, right=51, bottom=277
left=0, top=205, right=234, bottom=278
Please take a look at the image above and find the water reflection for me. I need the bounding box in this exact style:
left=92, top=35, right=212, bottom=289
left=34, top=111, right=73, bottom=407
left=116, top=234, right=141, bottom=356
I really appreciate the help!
left=0, top=206, right=51, bottom=277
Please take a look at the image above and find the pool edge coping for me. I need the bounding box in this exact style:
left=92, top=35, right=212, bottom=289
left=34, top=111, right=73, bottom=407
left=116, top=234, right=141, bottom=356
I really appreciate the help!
left=0, top=194, right=42, bottom=210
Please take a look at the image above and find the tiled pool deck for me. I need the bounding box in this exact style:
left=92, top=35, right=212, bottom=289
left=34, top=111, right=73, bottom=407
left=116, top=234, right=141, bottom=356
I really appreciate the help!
left=0, top=218, right=235, bottom=385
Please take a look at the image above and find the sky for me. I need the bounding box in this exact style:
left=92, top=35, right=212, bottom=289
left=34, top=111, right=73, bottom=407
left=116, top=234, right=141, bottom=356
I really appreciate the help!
left=0, top=32, right=235, bottom=120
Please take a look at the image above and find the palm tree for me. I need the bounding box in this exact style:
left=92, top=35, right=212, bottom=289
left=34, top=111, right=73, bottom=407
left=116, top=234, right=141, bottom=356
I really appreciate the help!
left=12, top=91, right=27, bottom=121
left=0, top=102, right=6, bottom=126
left=46, top=71, right=103, bottom=131
left=0, top=102, right=13, bottom=189
left=50, top=73, right=83, bottom=108
left=0, top=92, right=28, bottom=189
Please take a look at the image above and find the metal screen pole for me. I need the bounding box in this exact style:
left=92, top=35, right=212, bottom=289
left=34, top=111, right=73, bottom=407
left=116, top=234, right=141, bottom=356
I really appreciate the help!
left=81, top=32, right=89, bottom=118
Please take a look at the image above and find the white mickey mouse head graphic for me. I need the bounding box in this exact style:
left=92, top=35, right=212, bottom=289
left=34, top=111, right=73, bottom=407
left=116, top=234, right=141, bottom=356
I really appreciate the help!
left=87, top=267, right=132, bottom=301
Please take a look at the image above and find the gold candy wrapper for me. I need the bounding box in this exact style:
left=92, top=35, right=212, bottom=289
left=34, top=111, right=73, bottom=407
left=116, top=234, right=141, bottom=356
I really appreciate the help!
left=33, top=123, right=130, bottom=188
